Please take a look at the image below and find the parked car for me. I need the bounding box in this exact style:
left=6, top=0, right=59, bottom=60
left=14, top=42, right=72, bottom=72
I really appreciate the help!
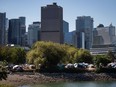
left=107, top=62, right=116, bottom=68
left=74, top=62, right=88, bottom=69
left=12, top=65, right=23, bottom=72
left=65, top=63, right=74, bottom=69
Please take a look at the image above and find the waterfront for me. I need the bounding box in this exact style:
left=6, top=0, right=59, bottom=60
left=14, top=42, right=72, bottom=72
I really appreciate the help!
left=20, top=81, right=116, bottom=87
left=1, top=73, right=116, bottom=87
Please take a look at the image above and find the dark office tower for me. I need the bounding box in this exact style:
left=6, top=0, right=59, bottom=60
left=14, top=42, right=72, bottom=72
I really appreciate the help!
left=76, top=16, right=93, bottom=50
left=41, top=3, right=63, bottom=44
left=19, top=17, right=26, bottom=46
left=0, top=12, right=6, bottom=45
left=5, top=18, right=9, bottom=44
left=8, top=19, right=20, bottom=45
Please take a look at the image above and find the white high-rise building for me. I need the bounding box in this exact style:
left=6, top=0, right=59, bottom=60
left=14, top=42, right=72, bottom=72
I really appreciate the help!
left=28, top=22, right=41, bottom=47
left=93, top=24, right=116, bottom=45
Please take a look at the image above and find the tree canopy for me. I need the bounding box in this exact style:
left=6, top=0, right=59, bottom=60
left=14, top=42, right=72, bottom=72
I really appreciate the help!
left=93, top=55, right=111, bottom=68
left=26, top=41, right=92, bottom=69
left=0, top=46, right=26, bottom=64
left=74, top=49, right=93, bottom=63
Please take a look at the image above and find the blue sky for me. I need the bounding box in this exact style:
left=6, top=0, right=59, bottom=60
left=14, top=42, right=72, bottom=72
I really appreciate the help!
left=0, top=0, right=116, bottom=31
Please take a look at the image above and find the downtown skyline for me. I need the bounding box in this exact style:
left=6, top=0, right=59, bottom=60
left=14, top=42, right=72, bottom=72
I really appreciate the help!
left=0, top=0, right=116, bottom=31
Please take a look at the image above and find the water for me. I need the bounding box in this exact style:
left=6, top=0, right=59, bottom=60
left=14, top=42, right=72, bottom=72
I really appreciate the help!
left=19, top=81, right=116, bottom=87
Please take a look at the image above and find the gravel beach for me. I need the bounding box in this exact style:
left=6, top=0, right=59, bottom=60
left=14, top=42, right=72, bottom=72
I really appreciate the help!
left=1, top=72, right=116, bottom=86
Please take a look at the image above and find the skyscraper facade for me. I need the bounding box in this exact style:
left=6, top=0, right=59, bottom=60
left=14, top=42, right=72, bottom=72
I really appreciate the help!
left=8, top=19, right=20, bottom=45
left=8, top=17, right=26, bottom=45
left=76, top=16, right=93, bottom=49
left=64, top=31, right=76, bottom=46
left=63, top=20, right=70, bottom=44
left=5, top=18, right=9, bottom=44
left=63, top=20, right=69, bottom=33
left=19, top=17, right=26, bottom=46
left=0, top=12, right=6, bottom=45
left=28, top=22, right=41, bottom=47
left=41, top=3, right=63, bottom=44
left=93, top=24, right=116, bottom=45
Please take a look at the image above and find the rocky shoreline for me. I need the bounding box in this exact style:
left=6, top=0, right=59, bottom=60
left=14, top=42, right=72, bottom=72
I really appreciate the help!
left=1, top=72, right=116, bottom=86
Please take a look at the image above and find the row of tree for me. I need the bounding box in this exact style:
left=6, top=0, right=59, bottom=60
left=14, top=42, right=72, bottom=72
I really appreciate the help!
left=0, top=46, right=26, bottom=80
left=0, top=41, right=115, bottom=70
left=0, top=46, right=26, bottom=64
left=0, top=41, right=115, bottom=80
left=26, top=41, right=115, bottom=69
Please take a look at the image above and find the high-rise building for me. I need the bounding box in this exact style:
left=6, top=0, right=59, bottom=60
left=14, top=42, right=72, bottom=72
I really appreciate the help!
left=0, top=12, right=6, bottom=45
left=28, top=22, right=41, bottom=47
left=76, top=16, right=93, bottom=49
left=19, top=17, right=26, bottom=46
left=64, top=31, right=76, bottom=46
left=63, top=20, right=69, bottom=33
left=93, top=24, right=116, bottom=45
left=8, top=19, right=20, bottom=45
left=76, top=32, right=85, bottom=49
left=5, top=18, right=9, bottom=44
left=63, top=20, right=70, bottom=44
left=41, top=3, right=63, bottom=44
left=22, top=32, right=28, bottom=47
left=8, top=17, right=26, bottom=45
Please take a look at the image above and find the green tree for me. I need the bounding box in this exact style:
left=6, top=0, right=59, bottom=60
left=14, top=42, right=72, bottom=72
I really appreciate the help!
left=0, top=46, right=26, bottom=64
left=107, top=50, right=115, bottom=62
left=15, top=48, right=26, bottom=64
left=93, top=55, right=111, bottom=68
left=27, top=41, right=66, bottom=69
left=26, top=41, right=93, bottom=70
left=0, top=61, right=7, bottom=80
left=74, top=49, right=93, bottom=63
left=0, top=46, right=10, bottom=61
left=58, top=44, right=78, bottom=63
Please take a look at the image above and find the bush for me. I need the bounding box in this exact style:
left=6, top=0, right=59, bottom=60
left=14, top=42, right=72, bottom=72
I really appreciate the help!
left=0, top=63, right=7, bottom=80
left=93, top=55, right=111, bottom=68
left=74, top=49, right=93, bottom=63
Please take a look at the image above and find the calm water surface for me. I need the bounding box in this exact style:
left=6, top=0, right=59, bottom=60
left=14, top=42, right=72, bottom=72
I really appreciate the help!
left=20, top=81, right=116, bottom=87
